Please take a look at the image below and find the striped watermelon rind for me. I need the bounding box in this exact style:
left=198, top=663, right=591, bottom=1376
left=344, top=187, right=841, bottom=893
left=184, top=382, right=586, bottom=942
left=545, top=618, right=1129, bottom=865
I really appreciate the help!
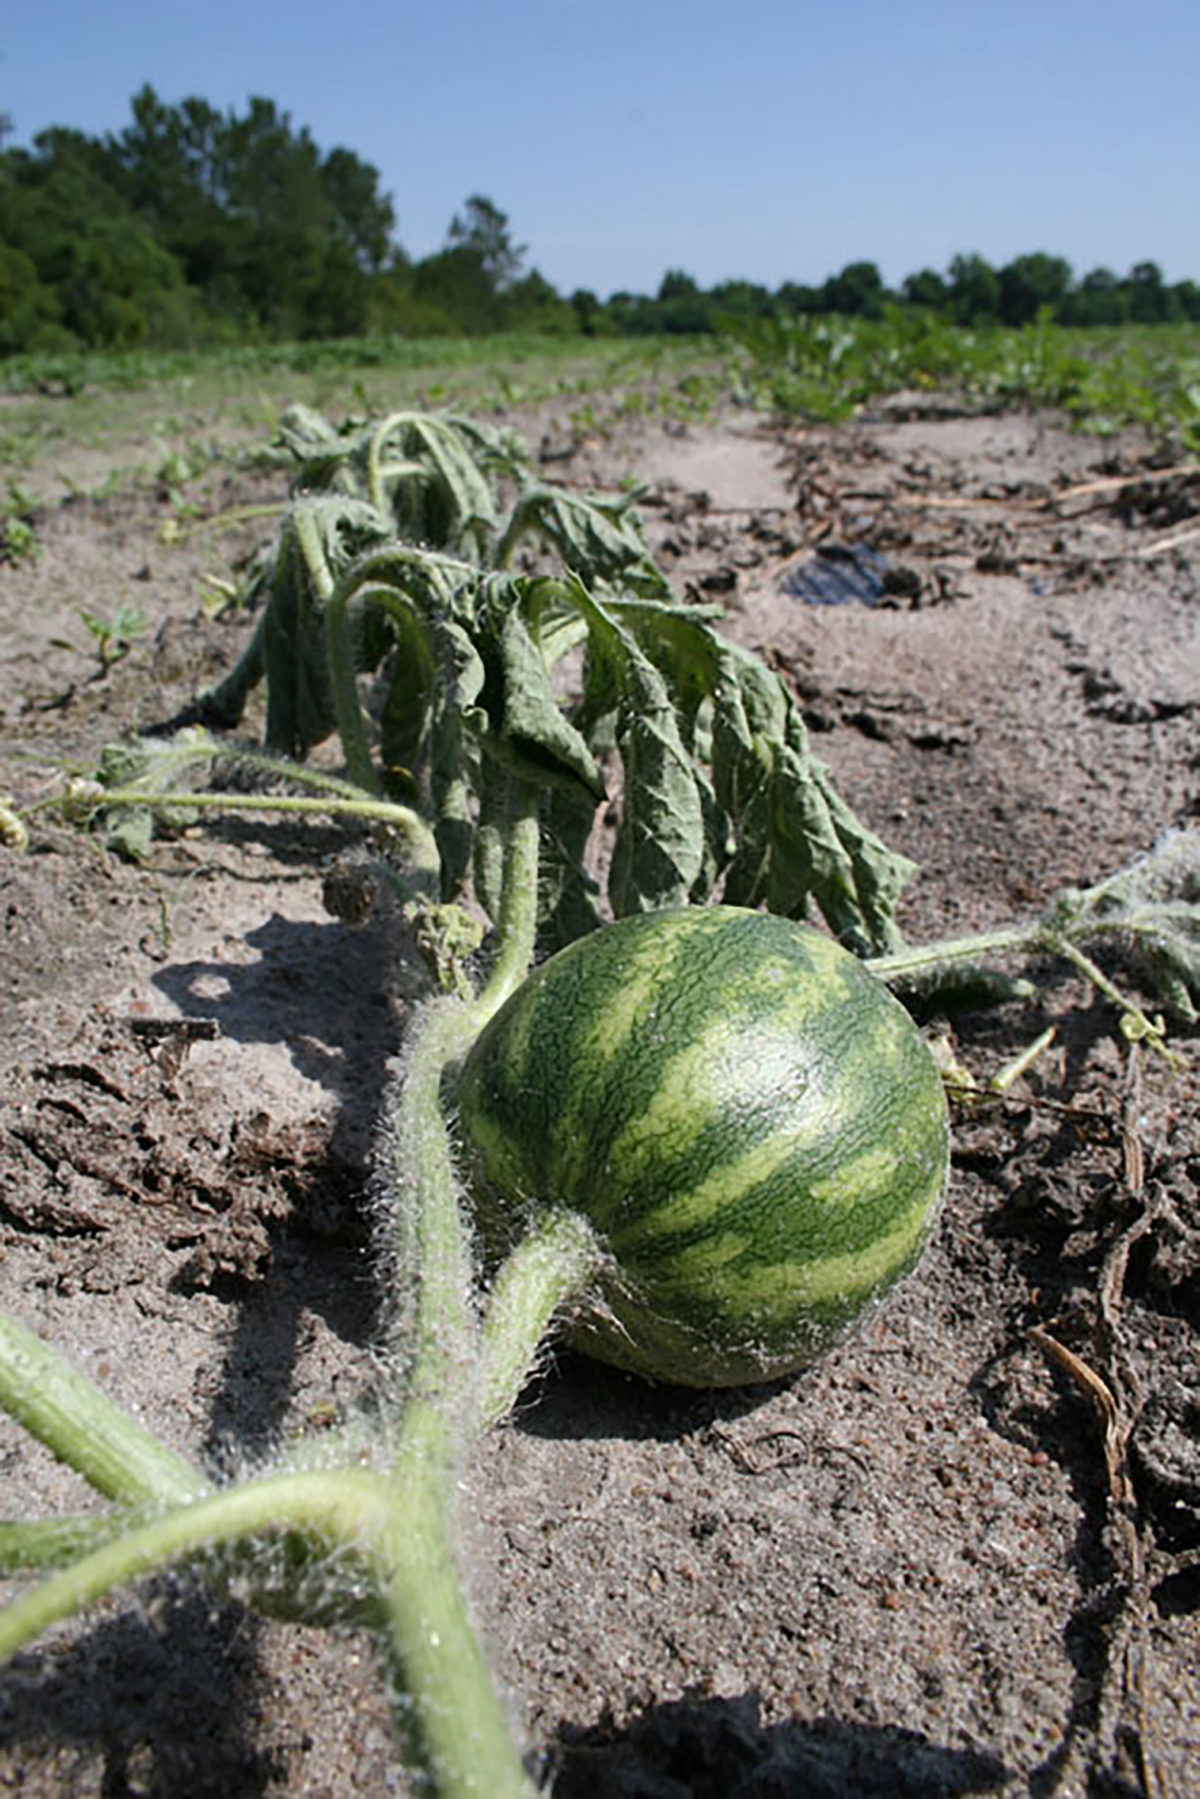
left=457, top=906, right=950, bottom=1387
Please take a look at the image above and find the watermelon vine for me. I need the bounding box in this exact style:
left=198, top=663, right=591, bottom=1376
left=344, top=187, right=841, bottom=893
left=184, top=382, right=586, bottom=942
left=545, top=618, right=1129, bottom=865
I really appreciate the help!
left=1, top=407, right=1197, bottom=1797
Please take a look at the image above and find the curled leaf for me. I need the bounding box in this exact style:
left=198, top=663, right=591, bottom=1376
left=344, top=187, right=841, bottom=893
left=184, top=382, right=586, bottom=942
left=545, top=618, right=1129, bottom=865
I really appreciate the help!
left=485, top=604, right=605, bottom=802
left=1048, top=825, right=1200, bottom=1023
left=428, top=617, right=486, bottom=897
left=496, top=485, right=668, bottom=595
left=571, top=585, right=707, bottom=915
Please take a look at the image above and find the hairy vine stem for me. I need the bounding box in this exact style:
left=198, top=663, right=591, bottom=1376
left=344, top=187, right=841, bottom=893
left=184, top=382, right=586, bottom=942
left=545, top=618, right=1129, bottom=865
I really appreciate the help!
left=367, top=772, right=550, bottom=1795
left=867, top=919, right=1174, bottom=1057
left=0, top=1312, right=203, bottom=1507
left=0, top=772, right=556, bottom=1798
left=0, top=1469, right=391, bottom=1663
left=865, top=921, right=1038, bottom=979
left=472, top=779, right=542, bottom=1025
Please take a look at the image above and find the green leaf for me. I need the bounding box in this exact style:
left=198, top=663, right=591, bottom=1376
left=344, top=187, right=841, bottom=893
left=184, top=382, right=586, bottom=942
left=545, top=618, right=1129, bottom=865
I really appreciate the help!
left=435, top=575, right=606, bottom=915
left=276, top=402, right=350, bottom=489
left=446, top=414, right=528, bottom=486
left=484, top=599, right=605, bottom=801
left=92, top=729, right=215, bottom=859
left=428, top=617, right=486, bottom=898
left=712, top=644, right=915, bottom=955
left=576, top=601, right=913, bottom=954
left=262, top=522, right=336, bottom=757
left=1049, top=825, right=1200, bottom=1023
left=573, top=590, right=706, bottom=915
left=369, top=414, right=499, bottom=554
left=261, top=497, right=394, bottom=758
left=275, top=407, right=511, bottom=557
left=496, top=485, right=669, bottom=595
left=605, top=599, right=731, bottom=888
left=537, top=784, right=605, bottom=950
left=377, top=600, right=436, bottom=791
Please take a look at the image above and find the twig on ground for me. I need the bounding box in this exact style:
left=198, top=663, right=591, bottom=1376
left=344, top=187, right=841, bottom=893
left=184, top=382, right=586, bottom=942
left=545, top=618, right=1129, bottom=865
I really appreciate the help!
left=1133, top=521, right=1200, bottom=560
left=1031, top=1050, right=1170, bottom=1799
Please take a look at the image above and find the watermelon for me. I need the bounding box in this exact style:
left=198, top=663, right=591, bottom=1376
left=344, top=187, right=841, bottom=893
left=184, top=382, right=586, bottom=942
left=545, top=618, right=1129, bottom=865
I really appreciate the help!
left=457, top=907, right=949, bottom=1387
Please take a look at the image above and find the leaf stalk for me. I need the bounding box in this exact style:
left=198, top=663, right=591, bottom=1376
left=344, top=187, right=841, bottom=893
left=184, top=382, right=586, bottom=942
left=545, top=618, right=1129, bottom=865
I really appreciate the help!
left=0, top=1312, right=204, bottom=1508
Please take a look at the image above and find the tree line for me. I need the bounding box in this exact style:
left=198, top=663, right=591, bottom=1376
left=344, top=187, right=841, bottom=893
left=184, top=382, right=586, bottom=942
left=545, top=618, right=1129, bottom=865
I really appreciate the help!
left=1, top=86, right=1197, bottom=358
left=616, top=253, right=1200, bottom=335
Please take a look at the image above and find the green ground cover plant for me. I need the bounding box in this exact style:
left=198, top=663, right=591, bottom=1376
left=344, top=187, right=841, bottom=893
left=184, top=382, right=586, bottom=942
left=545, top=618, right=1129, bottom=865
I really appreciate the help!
left=2, top=406, right=1198, bottom=1796
left=0, top=335, right=721, bottom=513
left=48, top=602, right=147, bottom=671
left=5, top=321, right=1197, bottom=514
left=0, top=332, right=711, bottom=413
left=0, top=484, right=39, bottom=564
left=720, top=312, right=1200, bottom=450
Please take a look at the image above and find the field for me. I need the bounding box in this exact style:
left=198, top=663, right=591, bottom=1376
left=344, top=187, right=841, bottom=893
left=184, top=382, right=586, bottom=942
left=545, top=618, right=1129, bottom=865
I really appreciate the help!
left=1, top=326, right=1198, bottom=1795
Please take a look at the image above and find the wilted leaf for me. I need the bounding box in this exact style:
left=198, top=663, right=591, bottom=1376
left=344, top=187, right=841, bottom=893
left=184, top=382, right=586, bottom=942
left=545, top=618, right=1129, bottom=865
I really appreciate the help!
left=428, top=617, right=486, bottom=898
left=537, top=783, right=605, bottom=950
left=260, top=497, right=394, bottom=757
left=485, top=603, right=605, bottom=801
left=378, top=601, right=436, bottom=789
left=569, top=588, right=706, bottom=915
left=1049, top=826, right=1200, bottom=1022
left=497, top=486, right=669, bottom=596
left=161, top=406, right=919, bottom=956
left=368, top=414, right=499, bottom=555
left=708, top=643, right=914, bottom=954
left=92, top=730, right=216, bottom=859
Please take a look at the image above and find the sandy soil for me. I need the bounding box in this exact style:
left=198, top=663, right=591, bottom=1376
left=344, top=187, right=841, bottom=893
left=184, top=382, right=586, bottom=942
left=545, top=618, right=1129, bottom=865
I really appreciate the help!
left=1, top=390, right=1198, bottom=1797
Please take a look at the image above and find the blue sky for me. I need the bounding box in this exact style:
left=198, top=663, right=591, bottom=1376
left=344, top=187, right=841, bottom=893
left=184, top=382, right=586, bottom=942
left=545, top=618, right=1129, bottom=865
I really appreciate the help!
left=4, top=1, right=1198, bottom=298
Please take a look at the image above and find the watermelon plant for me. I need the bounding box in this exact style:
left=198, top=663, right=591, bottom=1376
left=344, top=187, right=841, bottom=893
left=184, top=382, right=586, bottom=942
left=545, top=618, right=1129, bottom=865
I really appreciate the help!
left=1, top=407, right=1197, bottom=1797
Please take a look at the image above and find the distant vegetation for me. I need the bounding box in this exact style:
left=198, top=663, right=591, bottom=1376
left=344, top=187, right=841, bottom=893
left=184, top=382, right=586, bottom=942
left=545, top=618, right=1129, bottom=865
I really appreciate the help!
left=2, top=86, right=1199, bottom=358
left=723, top=312, right=1200, bottom=452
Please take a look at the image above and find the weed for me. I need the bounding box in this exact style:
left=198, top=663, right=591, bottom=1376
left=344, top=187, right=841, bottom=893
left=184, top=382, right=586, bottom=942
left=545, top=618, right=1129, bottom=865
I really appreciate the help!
left=51, top=604, right=148, bottom=671
left=0, top=485, right=39, bottom=564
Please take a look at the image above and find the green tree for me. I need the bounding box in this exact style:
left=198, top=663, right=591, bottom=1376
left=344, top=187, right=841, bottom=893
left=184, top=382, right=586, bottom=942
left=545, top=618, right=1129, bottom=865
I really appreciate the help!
left=446, top=195, right=526, bottom=291
left=322, top=146, right=394, bottom=270
left=605, top=292, right=660, bottom=334
left=503, top=268, right=577, bottom=335
left=0, top=242, right=63, bottom=352
left=107, top=86, right=222, bottom=234
left=947, top=253, right=999, bottom=324
left=776, top=281, right=823, bottom=315
left=1127, top=260, right=1176, bottom=324
left=410, top=197, right=531, bottom=334
left=0, top=126, right=197, bottom=350
left=56, top=218, right=194, bottom=347
left=413, top=245, right=498, bottom=334
left=709, top=279, right=773, bottom=320
left=822, top=261, right=887, bottom=318
left=997, top=252, right=1072, bottom=325
left=1171, top=279, right=1200, bottom=322
left=657, top=268, right=698, bottom=302
left=569, top=288, right=604, bottom=336
left=102, top=85, right=395, bottom=338
left=651, top=268, right=712, bottom=333
left=1062, top=267, right=1129, bottom=326
left=368, top=250, right=460, bottom=336
left=902, top=267, right=949, bottom=311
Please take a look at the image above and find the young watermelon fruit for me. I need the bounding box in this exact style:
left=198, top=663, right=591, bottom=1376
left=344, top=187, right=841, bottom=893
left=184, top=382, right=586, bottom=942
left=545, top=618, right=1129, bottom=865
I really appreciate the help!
left=457, top=906, right=950, bottom=1387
